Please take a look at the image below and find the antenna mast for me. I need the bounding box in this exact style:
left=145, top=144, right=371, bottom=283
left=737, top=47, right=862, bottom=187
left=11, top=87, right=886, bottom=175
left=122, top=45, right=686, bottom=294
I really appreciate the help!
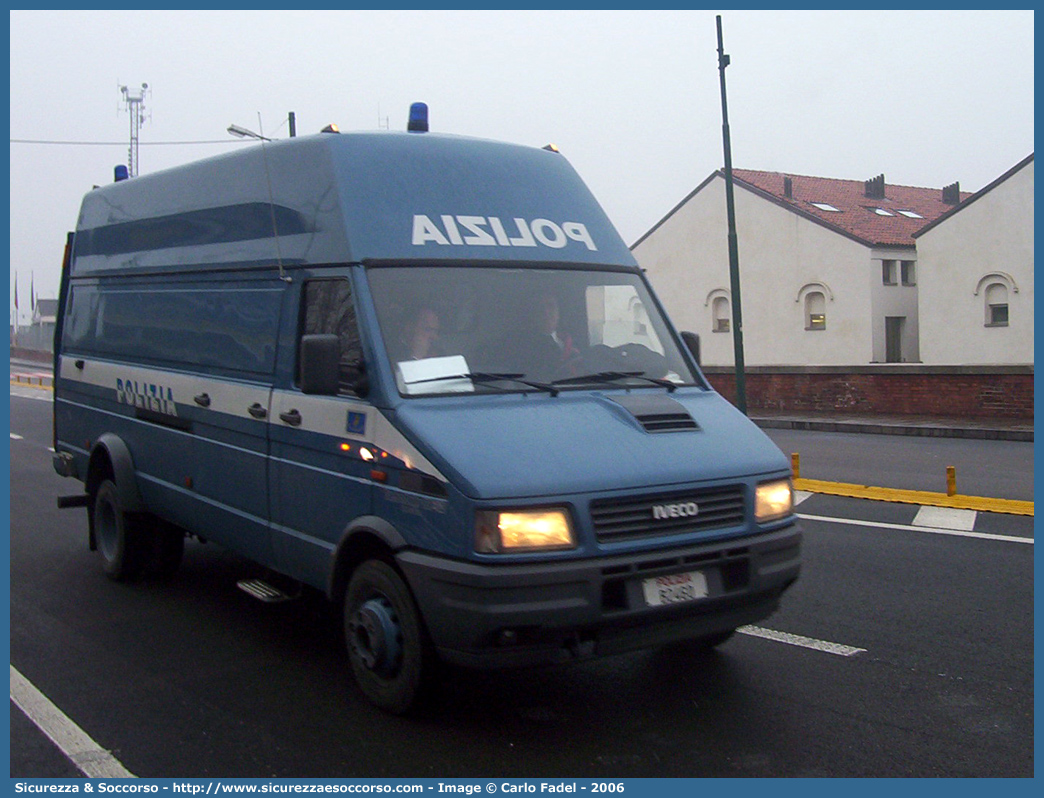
left=119, top=82, right=149, bottom=177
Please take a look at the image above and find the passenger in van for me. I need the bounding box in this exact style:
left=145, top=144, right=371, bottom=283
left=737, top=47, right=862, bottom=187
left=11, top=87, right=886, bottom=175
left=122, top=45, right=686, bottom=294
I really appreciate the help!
left=394, top=306, right=442, bottom=362
left=517, top=293, right=582, bottom=381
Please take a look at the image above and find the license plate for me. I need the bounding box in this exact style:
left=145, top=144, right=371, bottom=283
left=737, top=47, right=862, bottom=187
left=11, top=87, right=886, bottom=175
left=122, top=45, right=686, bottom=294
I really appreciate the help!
left=642, top=570, right=709, bottom=607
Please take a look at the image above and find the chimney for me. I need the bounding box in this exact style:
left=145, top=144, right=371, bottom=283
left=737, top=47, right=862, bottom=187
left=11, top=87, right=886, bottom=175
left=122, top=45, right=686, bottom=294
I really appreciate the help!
left=864, top=174, right=885, bottom=199
left=783, top=176, right=793, bottom=199
left=942, top=181, right=961, bottom=205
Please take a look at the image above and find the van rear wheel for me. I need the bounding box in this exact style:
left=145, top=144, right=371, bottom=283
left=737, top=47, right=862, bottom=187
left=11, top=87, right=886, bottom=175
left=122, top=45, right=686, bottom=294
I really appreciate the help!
left=344, top=560, right=428, bottom=714
left=92, top=479, right=148, bottom=581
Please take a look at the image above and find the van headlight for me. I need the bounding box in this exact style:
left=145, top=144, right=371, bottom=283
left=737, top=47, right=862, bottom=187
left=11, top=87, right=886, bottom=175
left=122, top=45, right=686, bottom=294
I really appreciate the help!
left=475, top=509, right=576, bottom=553
left=755, top=479, right=793, bottom=522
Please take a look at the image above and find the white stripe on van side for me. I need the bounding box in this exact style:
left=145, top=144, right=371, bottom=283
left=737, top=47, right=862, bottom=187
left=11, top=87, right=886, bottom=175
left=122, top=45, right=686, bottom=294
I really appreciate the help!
left=271, top=388, right=447, bottom=482
left=60, top=356, right=448, bottom=483
left=59, top=356, right=269, bottom=421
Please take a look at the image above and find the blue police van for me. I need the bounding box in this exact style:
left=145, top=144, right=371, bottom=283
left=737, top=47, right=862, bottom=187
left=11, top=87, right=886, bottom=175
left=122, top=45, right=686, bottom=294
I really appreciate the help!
left=53, top=105, right=800, bottom=712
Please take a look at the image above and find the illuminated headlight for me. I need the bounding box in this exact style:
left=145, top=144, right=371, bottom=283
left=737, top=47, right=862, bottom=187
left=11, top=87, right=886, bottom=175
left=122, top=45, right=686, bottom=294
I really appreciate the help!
left=755, top=479, right=793, bottom=522
left=475, top=509, right=576, bottom=553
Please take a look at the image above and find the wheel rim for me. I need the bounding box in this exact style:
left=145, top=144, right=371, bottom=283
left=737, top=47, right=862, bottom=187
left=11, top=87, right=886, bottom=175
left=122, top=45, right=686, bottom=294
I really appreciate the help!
left=95, top=496, right=119, bottom=561
left=348, top=596, right=403, bottom=677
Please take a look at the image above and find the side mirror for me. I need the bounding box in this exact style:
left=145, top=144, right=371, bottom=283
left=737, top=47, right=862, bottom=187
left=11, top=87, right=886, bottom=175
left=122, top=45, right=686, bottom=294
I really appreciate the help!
left=299, top=334, right=341, bottom=395
left=681, top=331, right=701, bottom=366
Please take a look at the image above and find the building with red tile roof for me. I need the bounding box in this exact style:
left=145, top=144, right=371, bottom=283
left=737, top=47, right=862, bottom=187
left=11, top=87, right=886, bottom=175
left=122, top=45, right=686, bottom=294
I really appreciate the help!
left=633, top=166, right=982, bottom=367
left=727, top=170, right=970, bottom=249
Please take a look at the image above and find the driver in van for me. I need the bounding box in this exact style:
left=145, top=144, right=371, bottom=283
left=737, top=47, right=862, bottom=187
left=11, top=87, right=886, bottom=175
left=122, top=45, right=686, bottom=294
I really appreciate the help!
left=519, top=293, right=582, bottom=381
left=396, top=306, right=441, bottom=361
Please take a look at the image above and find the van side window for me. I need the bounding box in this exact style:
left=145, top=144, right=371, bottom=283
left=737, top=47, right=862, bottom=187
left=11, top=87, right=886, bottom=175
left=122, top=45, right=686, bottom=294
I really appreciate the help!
left=62, top=282, right=281, bottom=376
left=301, top=279, right=364, bottom=395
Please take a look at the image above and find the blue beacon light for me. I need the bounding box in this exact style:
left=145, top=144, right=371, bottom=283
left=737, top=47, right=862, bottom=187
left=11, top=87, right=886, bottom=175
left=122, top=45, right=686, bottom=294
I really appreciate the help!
left=407, top=102, right=429, bottom=133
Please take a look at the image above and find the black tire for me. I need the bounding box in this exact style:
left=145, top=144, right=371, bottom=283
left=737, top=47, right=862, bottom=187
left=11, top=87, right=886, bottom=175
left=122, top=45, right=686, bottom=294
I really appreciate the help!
left=91, top=479, right=148, bottom=581
left=344, top=559, right=429, bottom=714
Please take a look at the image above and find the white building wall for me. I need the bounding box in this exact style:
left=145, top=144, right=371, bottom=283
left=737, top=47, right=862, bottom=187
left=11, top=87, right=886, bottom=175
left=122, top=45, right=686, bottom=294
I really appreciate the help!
left=869, top=248, right=920, bottom=363
left=917, top=160, right=1034, bottom=365
left=636, top=175, right=873, bottom=366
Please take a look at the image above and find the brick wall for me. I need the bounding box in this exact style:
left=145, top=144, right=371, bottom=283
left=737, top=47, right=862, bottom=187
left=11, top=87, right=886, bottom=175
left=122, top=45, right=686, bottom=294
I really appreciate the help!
left=702, top=365, right=1034, bottom=420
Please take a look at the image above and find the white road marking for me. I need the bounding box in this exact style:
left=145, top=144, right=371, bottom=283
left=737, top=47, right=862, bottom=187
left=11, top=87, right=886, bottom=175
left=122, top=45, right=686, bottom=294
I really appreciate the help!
left=10, top=433, right=23, bottom=440
left=798, top=512, right=1032, bottom=545
left=913, top=505, right=977, bottom=531
left=739, top=625, right=866, bottom=657
left=10, top=665, right=136, bottom=779
left=10, top=385, right=53, bottom=402
left=794, top=490, right=814, bottom=505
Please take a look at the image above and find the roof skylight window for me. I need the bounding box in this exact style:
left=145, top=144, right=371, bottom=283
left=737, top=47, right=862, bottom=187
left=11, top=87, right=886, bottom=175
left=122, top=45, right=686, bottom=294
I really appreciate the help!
left=810, top=202, right=841, bottom=212
left=897, top=210, right=924, bottom=218
left=870, top=207, right=895, bottom=216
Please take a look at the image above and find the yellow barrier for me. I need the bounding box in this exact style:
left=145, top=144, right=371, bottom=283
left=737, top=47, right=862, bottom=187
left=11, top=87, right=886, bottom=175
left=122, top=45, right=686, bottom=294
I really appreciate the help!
left=792, top=477, right=1033, bottom=516
left=11, top=377, right=53, bottom=389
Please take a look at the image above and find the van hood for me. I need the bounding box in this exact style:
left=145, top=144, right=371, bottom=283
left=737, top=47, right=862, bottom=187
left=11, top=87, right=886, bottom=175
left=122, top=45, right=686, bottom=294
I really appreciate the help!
left=391, top=389, right=789, bottom=500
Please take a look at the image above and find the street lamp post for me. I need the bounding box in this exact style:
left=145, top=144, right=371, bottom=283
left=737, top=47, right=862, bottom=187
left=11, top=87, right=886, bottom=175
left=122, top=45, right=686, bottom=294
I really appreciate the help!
left=716, top=15, right=747, bottom=415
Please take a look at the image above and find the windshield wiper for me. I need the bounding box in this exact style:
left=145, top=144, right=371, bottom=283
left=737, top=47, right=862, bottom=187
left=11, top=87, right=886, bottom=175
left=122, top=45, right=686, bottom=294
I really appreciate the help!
left=468, top=372, right=560, bottom=396
left=407, top=372, right=560, bottom=396
left=551, top=371, right=678, bottom=392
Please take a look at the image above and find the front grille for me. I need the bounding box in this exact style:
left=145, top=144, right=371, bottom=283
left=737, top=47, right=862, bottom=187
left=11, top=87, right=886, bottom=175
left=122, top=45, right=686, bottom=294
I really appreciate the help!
left=590, top=485, right=746, bottom=543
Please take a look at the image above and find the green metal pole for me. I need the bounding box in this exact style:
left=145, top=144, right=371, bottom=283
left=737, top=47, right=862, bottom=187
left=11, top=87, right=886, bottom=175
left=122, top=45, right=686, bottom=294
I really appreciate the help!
left=716, top=15, right=747, bottom=414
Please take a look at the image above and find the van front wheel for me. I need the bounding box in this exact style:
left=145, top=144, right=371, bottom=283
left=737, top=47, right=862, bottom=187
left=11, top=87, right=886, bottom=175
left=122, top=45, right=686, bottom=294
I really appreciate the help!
left=344, top=560, right=428, bottom=714
left=92, top=479, right=147, bottom=581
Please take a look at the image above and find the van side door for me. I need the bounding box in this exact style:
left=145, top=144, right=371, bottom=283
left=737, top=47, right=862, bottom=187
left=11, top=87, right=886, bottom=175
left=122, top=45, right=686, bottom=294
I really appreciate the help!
left=181, top=277, right=281, bottom=565
left=269, top=276, right=374, bottom=590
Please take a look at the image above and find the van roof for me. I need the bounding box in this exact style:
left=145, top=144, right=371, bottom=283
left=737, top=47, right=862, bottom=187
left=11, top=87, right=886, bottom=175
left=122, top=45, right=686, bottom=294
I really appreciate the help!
left=71, top=131, right=637, bottom=276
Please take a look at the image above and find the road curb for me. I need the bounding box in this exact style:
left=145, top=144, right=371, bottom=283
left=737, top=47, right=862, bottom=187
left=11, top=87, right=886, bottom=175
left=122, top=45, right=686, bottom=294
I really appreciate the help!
left=793, top=477, right=1033, bottom=516
left=755, top=416, right=1033, bottom=443
left=11, top=376, right=53, bottom=389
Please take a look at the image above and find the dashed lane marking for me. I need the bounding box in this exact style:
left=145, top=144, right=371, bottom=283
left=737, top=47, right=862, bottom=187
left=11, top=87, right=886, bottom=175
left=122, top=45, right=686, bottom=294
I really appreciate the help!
left=10, top=665, right=137, bottom=779
left=738, top=626, right=866, bottom=657
left=913, top=505, right=977, bottom=531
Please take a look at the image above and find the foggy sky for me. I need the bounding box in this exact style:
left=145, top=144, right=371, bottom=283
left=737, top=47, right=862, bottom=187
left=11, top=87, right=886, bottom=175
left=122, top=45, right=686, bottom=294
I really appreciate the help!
left=8, top=9, right=1034, bottom=321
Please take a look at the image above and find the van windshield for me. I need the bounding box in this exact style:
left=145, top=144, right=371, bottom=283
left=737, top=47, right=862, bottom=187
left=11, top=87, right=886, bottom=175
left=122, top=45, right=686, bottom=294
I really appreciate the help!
left=367, top=266, right=700, bottom=396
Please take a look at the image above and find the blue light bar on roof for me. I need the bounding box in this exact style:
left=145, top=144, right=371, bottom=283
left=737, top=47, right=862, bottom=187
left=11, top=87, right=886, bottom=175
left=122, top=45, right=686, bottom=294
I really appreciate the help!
left=408, top=102, right=429, bottom=133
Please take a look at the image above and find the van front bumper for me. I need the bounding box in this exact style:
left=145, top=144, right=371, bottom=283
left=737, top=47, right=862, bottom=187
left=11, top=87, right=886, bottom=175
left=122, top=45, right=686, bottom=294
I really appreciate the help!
left=396, top=523, right=801, bottom=668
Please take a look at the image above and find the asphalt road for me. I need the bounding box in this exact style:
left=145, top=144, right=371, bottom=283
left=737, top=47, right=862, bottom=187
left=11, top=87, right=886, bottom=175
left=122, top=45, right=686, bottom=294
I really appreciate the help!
left=764, top=427, right=1034, bottom=501
left=9, top=386, right=1035, bottom=778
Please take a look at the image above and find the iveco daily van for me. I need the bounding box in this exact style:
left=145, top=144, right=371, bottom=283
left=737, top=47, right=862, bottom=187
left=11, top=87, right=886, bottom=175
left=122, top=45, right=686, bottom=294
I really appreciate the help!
left=53, top=104, right=800, bottom=712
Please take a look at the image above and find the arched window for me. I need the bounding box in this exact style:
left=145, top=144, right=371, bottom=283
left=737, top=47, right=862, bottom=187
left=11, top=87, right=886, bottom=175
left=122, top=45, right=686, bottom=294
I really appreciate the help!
left=984, top=283, right=1009, bottom=327
left=712, top=296, right=730, bottom=333
left=805, top=291, right=826, bottom=330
